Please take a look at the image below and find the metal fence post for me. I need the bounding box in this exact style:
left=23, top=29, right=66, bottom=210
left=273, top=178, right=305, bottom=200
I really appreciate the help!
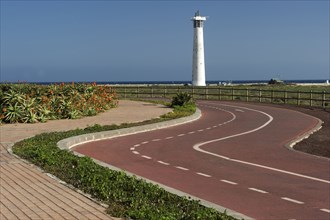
left=164, top=86, right=167, bottom=98
left=297, top=91, right=300, bottom=106
left=259, top=89, right=262, bottom=102
left=192, top=86, right=194, bottom=99
left=310, top=90, right=312, bottom=107
left=284, top=90, right=287, bottom=104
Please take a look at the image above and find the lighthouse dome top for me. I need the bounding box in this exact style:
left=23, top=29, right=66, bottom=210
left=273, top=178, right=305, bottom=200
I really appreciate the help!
left=191, top=10, right=207, bottom=21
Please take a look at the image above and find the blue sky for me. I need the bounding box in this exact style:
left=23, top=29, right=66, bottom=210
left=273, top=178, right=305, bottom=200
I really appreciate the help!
left=1, top=0, right=329, bottom=82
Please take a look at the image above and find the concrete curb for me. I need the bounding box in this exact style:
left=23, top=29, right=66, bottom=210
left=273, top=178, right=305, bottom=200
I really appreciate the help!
left=285, top=115, right=329, bottom=160
left=58, top=108, right=201, bottom=150
left=57, top=108, right=253, bottom=220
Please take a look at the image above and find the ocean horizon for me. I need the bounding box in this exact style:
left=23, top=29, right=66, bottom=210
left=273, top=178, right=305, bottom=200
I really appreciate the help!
left=1, top=79, right=328, bottom=85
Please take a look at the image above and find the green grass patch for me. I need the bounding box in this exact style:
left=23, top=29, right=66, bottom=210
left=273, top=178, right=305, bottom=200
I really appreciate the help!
left=12, top=101, right=235, bottom=220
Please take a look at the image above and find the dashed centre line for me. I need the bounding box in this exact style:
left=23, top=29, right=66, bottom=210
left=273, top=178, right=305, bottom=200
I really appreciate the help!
left=220, top=180, right=238, bottom=185
left=132, top=151, right=139, bottom=155
left=157, top=160, right=170, bottom=165
left=281, top=197, right=304, bottom=204
left=248, top=188, right=268, bottom=194
left=175, top=166, right=189, bottom=171
left=152, top=139, right=161, bottom=142
left=141, top=155, right=152, bottom=159
left=188, top=131, right=195, bottom=134
left=141, top=141, right=149, bottom=144
left=165, top=136, right=173, bottom=139
left=177, top=134, right=185, bottom=137
left=196, top=172, right=212, bottom=178
left=320, top=209, right=330, bottom=213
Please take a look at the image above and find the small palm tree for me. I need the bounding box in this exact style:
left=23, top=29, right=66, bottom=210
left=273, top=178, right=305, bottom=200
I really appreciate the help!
left=171, top=92, right=193, bottom=107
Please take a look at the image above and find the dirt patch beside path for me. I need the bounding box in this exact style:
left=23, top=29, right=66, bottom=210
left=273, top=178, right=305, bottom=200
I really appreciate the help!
left=289, top=107, right=330, bottom=158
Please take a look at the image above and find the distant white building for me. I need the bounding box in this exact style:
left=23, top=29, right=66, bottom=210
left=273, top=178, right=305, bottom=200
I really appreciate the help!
left=191, top=10, right=207, bottom=86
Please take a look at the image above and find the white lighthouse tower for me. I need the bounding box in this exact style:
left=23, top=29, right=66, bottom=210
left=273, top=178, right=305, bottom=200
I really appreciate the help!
left=191, top=10, right=207, bottom=86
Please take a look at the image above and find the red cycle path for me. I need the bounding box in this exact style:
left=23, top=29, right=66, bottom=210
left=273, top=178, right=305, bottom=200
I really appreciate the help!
left=75, top=101, right=330, bottom=220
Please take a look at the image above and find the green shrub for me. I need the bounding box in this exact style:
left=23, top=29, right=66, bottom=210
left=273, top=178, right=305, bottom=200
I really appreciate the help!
left=171, top=92, right=193, bottom=107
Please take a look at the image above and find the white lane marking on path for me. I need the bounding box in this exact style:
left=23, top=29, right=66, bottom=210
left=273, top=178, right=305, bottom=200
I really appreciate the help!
left=177, top=134, right=185, bottom=137
left=188, top=131, right=195, bottom=134
left=175, top=166, right=189, bottom=171
left=194, top=104, right=330, bottom=184
left=248, top=188, right=268, bottom=194
left=130, top=147, right=135, bottom=150
left=134, top=144, right=140, bottom=147
left=220, top=180, right=238, bottom=185
left=165, top=136, right=173, bottom=140
left=152, top=139, right=161, bottom=142
left=235, top=109, right=245, bottom=112
left=196, top=172, right=212, bottom=177
left=198, top=129, right=204, bottom=132
left=141, top=141, right=149, bottom=144
left=132, top=151, right=140, bottom=155
left=230, top=159, right=330, bottom=184
left=281, top=197, right=304, bottom=204
left=142, top=155, right=152, bottom=159
left=157, top=161, right=170, bottom=165
left=206, top=127, right=212, bottom=130
left=320, top=209, right=330, bottom=213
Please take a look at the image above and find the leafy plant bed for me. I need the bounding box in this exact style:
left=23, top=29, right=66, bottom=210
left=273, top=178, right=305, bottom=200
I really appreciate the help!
left=12, top=102, right=235, bottom=220
left=0, top=83, right=118, bottom=123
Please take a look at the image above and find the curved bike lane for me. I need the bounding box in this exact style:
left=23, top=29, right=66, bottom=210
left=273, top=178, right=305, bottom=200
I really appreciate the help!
left=74, top=101, right=330, bottom=219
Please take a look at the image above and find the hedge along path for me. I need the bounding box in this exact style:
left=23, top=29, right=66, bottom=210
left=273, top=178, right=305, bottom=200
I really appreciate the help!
left=0, top=100, right=171, bottom=220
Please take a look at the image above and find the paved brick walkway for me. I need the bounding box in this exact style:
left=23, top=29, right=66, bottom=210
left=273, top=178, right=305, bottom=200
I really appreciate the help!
left=0, top=100, right=171, bottom=220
